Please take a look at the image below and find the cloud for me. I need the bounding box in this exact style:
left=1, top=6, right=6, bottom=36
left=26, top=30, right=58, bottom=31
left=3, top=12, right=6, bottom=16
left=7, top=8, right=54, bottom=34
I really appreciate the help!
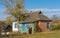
left=27, top=8, right=60, bottom=12
left=27, top=8, right=60, bottom=18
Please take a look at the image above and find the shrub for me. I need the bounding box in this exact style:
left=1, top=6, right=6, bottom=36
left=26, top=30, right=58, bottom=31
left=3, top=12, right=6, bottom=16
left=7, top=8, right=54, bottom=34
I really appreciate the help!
left=50, top=24, right=60, bottom=30
left=34, top=22, right=42, bottom=32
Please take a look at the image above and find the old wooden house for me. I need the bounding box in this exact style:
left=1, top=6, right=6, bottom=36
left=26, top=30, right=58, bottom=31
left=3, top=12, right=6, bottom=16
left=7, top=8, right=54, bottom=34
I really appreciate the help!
left=12, top=11, right=51, bottom=34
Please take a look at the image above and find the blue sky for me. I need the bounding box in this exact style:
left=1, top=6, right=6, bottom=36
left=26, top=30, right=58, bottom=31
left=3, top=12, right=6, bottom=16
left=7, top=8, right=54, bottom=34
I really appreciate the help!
left=0, top=0, right=60, bottom=20
left=24, top=0, right=60, bottom=9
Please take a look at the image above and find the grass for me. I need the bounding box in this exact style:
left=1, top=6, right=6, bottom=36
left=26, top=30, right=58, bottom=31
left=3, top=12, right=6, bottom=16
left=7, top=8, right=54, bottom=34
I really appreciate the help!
left=23, top=30, right=60, bottom=38
left=0, top=30, right=60, bottom=38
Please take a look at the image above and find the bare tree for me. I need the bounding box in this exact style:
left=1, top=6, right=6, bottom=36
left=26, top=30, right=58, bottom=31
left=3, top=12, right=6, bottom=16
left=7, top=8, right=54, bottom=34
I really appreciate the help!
left=51, top=15, right=60, bottom=25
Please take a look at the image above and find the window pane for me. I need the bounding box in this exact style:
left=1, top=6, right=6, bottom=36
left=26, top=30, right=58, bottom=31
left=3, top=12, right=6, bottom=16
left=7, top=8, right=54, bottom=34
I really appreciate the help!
left=14, top=23, right=17, bottom=28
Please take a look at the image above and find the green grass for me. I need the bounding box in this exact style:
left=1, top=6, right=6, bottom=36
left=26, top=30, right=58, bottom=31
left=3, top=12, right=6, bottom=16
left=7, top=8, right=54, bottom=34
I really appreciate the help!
left=23, top=30, right=60, bottom=38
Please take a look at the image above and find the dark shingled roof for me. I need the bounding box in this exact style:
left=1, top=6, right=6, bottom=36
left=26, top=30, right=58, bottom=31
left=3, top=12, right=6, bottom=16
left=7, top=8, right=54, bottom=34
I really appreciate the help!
left=20, top=11, right=51, bottom=23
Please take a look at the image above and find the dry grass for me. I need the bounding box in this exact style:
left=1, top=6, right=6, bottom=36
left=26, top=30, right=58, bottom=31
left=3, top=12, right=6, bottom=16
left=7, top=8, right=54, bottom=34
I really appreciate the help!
left=23, top=30, right=60, bottom=38
left=0, top=30, right=60, bottom=38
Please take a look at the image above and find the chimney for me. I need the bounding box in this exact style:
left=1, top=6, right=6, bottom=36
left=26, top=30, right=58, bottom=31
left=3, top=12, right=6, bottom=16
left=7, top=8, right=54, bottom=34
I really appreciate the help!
left=39, top=11, right=42, bottom=14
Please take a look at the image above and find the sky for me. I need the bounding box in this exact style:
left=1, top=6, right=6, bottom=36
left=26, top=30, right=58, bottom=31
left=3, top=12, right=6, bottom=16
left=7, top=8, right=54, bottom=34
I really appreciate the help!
left=0, top=0, right=60, bottom=20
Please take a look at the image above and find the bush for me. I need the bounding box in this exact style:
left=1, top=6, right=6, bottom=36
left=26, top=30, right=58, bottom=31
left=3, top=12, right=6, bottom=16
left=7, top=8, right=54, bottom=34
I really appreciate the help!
left=50, top=25, right=60, bottom=30
left=34, top=22, right=42, bottom=32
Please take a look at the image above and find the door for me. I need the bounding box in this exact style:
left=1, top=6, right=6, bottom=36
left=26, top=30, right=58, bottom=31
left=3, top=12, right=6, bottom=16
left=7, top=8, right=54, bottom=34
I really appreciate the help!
left=22, top=23, right=26, bottom=33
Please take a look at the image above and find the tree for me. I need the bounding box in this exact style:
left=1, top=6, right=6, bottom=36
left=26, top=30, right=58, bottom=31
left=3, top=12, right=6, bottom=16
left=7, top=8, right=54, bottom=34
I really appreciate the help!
left=1, top=0, right=25, bottom=21
left=51, top=15, right=60, bottom=26
left=1, top=0, right=26, bottom=33
left=5, top=17, right=12, bottom=25
left=52, top=15, right=58, bottom=20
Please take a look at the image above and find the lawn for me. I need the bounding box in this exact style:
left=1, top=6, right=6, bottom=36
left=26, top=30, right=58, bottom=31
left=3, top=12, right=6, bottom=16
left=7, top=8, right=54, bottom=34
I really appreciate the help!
left=0, top=30, right=60, bottom=38
left=23, top=30, right=60, bottom=38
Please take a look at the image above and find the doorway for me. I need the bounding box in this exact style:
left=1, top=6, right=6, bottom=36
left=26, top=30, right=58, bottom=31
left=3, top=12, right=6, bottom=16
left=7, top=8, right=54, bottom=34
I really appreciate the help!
left=28, top=26, right=32, bottom=34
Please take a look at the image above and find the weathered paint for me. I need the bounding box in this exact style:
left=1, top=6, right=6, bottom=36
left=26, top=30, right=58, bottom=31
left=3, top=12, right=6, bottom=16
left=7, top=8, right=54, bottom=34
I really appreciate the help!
left=21, top=23, right=27, bottom=33
left=12, top=22, right=34, bottom=34
left=26, top=23, right=34, bottom=34
left=38, top=21, right=51, bottom=31
left=12, top=22, right=18, bottom=32
left=21, top=23, right=34, bottom=34
left=17, top=24, right=22, bottom=32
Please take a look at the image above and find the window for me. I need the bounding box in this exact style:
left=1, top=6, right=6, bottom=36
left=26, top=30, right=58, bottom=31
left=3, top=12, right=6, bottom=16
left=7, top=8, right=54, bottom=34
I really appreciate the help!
left=14, top=23, right=17, bottom=28
left=46, top=22, right=50, bottom=29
